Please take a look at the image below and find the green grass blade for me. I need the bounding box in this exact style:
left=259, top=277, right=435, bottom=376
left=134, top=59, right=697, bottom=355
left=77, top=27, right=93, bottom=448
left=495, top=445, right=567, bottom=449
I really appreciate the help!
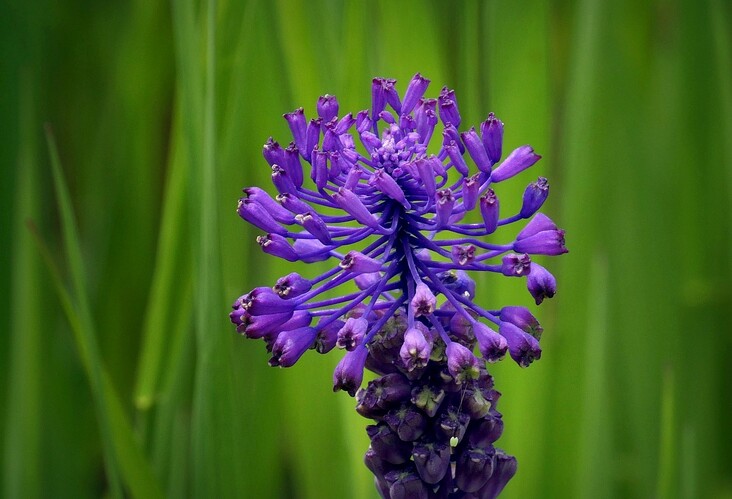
left=171, top=0, right=247, bottom=495
left=45, top=126, right=124, bottom=499
left=656, top=367, right=677, bottom=499
left=133, top=109, right=190, bottom=412
left=44, top=128, right=164, bottom=499
left=577, top=254, right=611, bottom=498
left=3, top=72, right=42, bottom=499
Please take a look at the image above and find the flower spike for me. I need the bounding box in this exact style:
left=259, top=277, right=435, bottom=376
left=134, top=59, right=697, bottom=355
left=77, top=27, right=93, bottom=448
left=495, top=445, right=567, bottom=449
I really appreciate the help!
left=230, top=75, right=568, bottom=497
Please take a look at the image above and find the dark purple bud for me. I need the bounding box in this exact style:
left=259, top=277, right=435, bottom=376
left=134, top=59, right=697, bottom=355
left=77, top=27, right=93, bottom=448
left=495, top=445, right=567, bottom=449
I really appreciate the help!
left=410, top=384, right=446, bottom=418
left=480, top=112, right=504, bottom=164
left=372, top=77, right=398, bottom=118
left=271, top=164, right=297, bottom=195
left=517, top=212, right=557, bottom=240
left=273, top=272, right=312, bottom=298
left=262, top=137, right=286, bottom=167
left=359, top=131, right=381, bottom=153
left=462, top=385, right=496, bottom=419
left=340, top=251, right=383, bottom=274
left=527, top=263, right=557, bottom=305
left=283, top=143, right=304, bottom=187
left=439, top=270, right=476, bottom=299
left=415, top=98, right=438, bottom=143
left=237, top=198, right=286, bottom=235
left=478, top=189, right=500, bottom=235
left=357, top=373, right=413, bottom=418
left=268, top=326, right=317, bottom=367
left=478, top=450, right=517, bottom=499
left=384, top=467, right=429, bottom=499
left=462, top=127, right=492, bottom=173
left=462, top=174, right=481, bottom=211
left=334, top=112, right=355, bottom=134
left=311, top=150, right=328, bottom=190
left=513, top=229, right=567, bottom=256
left=295, top=212, right=332, bottom=244
left=378, top=110, right=396, bottom=124
left=316, top=94, right=339, bottom=122
left=399, top=327, right=431, bottom=372
left=437, top=405, right=471, bottom=443
left=293, top=238, right=330, bottom=262
left=501, top=253, right=532, bottom=277
left=373, top=477, right=390, bottom=499
left=451, top=244, right=477, bottom=266
left=336, top=317, right=369, bottom=351
left=321, top=125, right=341, bottom=152
left=445, top=139, right=470, bottom=176
left=446, top=342, right=480, bottom=383
left=410, top=282, right=436, bottom=317
left=364, top=447, right=392, bottom=481
left=473, top=321, right=508, bottom=363
left=256, top=233, right=298, bottom=262
left=435, top=189, right=455, bottom=228
left=499, top=322, right=542, bottom=367
left=333, top=344, right=368, bottom=396
left=438, top=86, right=461, bottom=128
left=367, top=424, right=412, bottom=465
left=499, top=306, right=543, bottom=340
left=414, top=158, right=437, bottom=198
left=242, top=187, right=295, bottom=224
left=383, top=79, right=401, bottom=114
left=400, top=115, right=416, bottom=132
left=442, top=123, right=463, bottom=153
left=455, top=446, right=495, bottom=493
left=343, top=164, right=362, bottom=190
left=276, top=193, right=310, bottom=215
left=412, top=441, right=451, bottom=484
left=354, top=271, right=381, bottom=290
left=401, top=73, right=431, bottom=116
left=241, top=287, right=297, bottom=316
left=232, top=310, right=292, bottom=339
left=490, top=145, right=541, bottom=182
left=278, top=310, right=312, bottom=331
left=520, top=176, right=549, bottom=218
left=369, top=169, right=410, bottom=208
left=332, top=188, right=381, bottom=229
left=448, top=311, right=475, bottom=343
left=304, top=118, right=321, bottom=161
left=283, top=108, right=307, bottom=154
left=356, top=110, right=372, bottom=134
left=384, top=405, right=427, bottom=442
left=468, top=415, right=504, bottom=447
left=313, top=319, right=343, bottom=354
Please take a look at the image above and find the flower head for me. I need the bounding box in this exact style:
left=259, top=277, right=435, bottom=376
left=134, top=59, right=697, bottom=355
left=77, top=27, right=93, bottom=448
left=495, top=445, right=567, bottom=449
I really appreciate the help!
left=230, top=74, right=567, bottom=497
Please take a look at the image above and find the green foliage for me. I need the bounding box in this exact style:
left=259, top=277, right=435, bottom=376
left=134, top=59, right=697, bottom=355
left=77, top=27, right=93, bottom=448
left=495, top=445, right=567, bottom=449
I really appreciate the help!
left=1, top=0, right=731, bottom=497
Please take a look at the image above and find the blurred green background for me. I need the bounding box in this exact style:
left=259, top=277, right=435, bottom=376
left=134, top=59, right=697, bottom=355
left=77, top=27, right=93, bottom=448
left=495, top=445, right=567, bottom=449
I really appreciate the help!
left=2, top=0, right=731, bottom=497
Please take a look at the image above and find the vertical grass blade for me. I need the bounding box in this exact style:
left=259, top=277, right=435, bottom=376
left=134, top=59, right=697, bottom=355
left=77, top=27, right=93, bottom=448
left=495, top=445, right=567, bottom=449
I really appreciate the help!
left=577, top=254, right=611, bottom=499
left=44, top=128, right=164, bottom=499
left=171, top=0, right=247, bottom=495
left=46, top=126, right=124, bottom=499
left=656, top=367, right=677, bottom=499
left=133, top=103, right=190, bottom=412
left=3, top=73, right=41, bottom=499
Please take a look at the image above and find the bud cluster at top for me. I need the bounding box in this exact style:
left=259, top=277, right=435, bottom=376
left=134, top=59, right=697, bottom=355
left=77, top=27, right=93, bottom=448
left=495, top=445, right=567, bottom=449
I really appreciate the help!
left=231, top=73, right=566, bottom=381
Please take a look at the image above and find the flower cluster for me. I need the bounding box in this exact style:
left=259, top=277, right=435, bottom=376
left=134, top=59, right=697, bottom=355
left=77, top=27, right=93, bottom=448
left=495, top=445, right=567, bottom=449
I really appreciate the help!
left=230, top=74, right=566, bottom=498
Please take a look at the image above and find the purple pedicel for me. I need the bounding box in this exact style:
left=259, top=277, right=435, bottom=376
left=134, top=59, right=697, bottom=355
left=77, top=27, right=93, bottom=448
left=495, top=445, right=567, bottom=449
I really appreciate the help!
left=230, top=75, right=568, bottom=497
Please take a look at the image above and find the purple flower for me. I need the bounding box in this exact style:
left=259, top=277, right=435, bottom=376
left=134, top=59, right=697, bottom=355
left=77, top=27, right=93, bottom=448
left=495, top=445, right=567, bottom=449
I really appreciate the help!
left=333, top=345, right=368, bottom=396
left=527, top=263, right=557, bottom=305
left=230, top=74, right=568, bottom=497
